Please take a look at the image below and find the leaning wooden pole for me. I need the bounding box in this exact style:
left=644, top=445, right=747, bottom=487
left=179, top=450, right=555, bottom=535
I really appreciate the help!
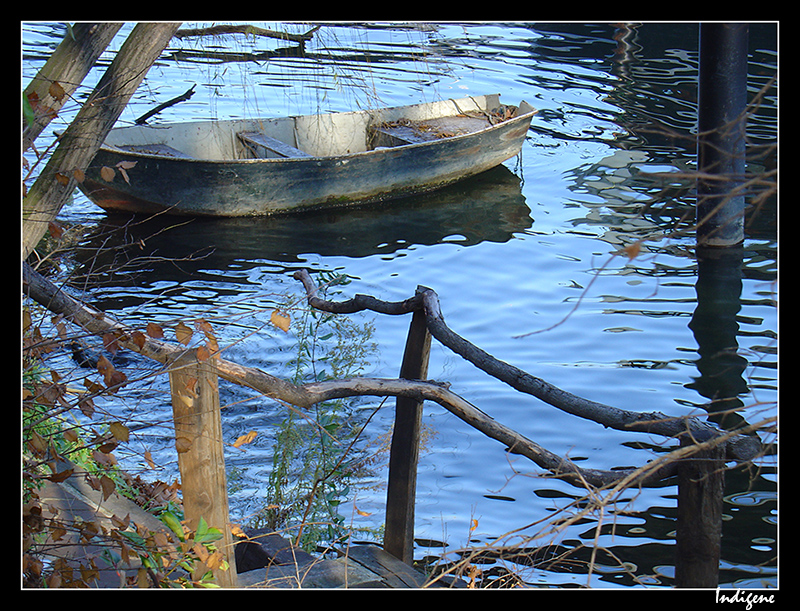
left=169, top=349, right=238, bottom=587
left=23, top=22, right=180, bottom=260
left=23, top=22, right=123, bottom=152
left=384, top=296, right=431, bottom=563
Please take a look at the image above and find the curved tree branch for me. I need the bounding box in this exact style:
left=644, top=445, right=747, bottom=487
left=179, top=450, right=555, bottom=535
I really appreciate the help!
left=293, top=270, right=761, bottom=462
left=23, top=262, right=676, bottom=488
left=23, top=262, right=763, bottom=490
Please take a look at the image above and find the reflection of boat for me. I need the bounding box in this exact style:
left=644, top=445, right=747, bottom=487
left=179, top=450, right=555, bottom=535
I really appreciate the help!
left=73, top=165, right=531, bottom=284
left=78, top=94, right=536, bottom=217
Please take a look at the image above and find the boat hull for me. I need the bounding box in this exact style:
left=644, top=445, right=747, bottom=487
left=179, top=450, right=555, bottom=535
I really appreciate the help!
left=78, top=95, right=535, bottom=217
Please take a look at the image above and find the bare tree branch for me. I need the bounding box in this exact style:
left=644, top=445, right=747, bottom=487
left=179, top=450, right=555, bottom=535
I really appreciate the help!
left=293, top=270, right=762, bottom=462
left=23, top=261, right=765, bottom=490
left=21, top=262, right=666, bottom=488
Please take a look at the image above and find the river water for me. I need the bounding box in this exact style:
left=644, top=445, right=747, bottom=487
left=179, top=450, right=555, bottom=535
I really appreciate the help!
left=23, top=22, right=777, bottom=588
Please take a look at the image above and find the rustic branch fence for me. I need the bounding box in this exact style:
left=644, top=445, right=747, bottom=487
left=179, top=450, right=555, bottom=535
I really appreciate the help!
left=23, top=262, right=767, bottom=588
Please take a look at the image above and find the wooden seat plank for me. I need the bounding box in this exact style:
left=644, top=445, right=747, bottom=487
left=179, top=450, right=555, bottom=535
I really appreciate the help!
left=237, top=131, right=312, bottom=158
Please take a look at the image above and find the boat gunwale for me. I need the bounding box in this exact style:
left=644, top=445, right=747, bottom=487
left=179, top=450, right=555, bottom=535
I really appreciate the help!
left=99, top=99, right=536, bottom=164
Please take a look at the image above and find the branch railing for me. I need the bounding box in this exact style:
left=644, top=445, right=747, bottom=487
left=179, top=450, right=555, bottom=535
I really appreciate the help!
left=23, top=261, right=767, bottom=587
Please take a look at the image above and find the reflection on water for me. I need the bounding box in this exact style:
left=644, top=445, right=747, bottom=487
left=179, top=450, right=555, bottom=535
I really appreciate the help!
left=23, top=22, right=777, bottom=588
left=688, top=245, right=750, bottom=431
left=72, top=165, right=530, bottom=287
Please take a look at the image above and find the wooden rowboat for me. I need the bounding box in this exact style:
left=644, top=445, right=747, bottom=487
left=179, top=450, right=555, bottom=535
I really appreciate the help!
left=77, top=94, right=536, bottom=217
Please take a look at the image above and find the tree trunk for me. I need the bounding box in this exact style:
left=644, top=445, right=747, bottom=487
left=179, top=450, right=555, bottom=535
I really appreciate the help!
left=23, top=22, right=123, bottom=152
left=22, top=22, right=180, bottom=260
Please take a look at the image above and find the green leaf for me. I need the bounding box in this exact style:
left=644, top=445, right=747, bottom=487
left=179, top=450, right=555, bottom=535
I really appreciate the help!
left=23, top=93, right=35, bottom=127
left=120, top=530, right=146, bottom=547
left=194, top=517, right=223, bottom=544
left=160, top=510, right=185, bottom=540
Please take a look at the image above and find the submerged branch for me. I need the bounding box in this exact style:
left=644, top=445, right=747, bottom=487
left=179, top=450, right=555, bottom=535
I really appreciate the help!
left=174, top=24, right=320, bottom=44
left=135, top=85, right=196, bottom=125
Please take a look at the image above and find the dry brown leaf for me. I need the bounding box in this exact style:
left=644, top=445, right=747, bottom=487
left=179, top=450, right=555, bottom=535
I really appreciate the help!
left=175, top=436, right=193, bottom=453
left=100, top=166, right=115, bottom=182
left=196, top=344, right=210, bottom=362
left=100, top=474, right=116, bottom=501
left=97, top=355, right=127, bottom=389
left=51, top=526, right=67, bottom=542
left=153, top=531, right=171, bottom=551
left=623, top=241, right=642, bottom=260
left=109, top=421, right=130, bottom=442
left=193, top=542, right=209, bottom=562
left=175, top=322, right=193, bottom=345
left=116, top=160, right=137, bottom=184
left=233, top=430, right=258, bottom=448
left=206, top=550, right=224, bottom=570
left=146, top=322, right=164, bottom=339
left=96, top=354, right=113, bottom=375
left=47, top=468, right=74, bottom=483
left=131, top=330, right=147, bottom=349
left=196, top=319, right=220, bottom=353
left=111, top=513, right=131, bottom=530
left=195, top=319, right=214, bottom=335
left=270, top=310, right=291, bottom=332
left=48, top=80, right=66, bottom=102
left=28, top=431, right=48, bottom=456
left=78, top=396, right=95, bottom=418
left=48, top=221, right=64, bottom=240
left=120, top=541, right=133, bottom=565
left=80, top=565, right=100, bottom=583
left=102, top=333, right=120, bottom=355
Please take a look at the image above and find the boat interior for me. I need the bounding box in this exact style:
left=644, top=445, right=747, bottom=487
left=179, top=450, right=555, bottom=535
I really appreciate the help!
left=102, top=95, right=532, bottom=162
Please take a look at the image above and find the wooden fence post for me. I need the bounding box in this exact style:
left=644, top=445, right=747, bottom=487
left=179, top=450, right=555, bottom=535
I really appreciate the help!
left=169, top=349, right=238, bottom=587
left=384, top=301, right=431, bottom=563
left=674, top=436, right=725, bottom=588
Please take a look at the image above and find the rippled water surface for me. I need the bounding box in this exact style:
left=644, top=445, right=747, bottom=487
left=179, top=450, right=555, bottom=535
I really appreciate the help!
left=23, top=22, right=777, bottom=588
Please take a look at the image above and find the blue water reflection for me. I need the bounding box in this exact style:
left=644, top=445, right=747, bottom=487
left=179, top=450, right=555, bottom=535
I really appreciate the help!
left=23, top=22, right=777, bottom=588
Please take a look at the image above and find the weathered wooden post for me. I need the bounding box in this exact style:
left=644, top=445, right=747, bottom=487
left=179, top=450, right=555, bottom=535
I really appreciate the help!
left=169, top=349, right=238, bottom=587
left=696, top=23, right=749, bottom=247
left=384, top=296, right=431, bottom=563
left=674, top=436, right=725, bottom=588
left=675, top=22, right=749, bottom=588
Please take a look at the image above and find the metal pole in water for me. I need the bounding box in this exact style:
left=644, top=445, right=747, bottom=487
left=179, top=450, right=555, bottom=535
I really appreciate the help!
left=696, top=23, right=749, bottom=247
